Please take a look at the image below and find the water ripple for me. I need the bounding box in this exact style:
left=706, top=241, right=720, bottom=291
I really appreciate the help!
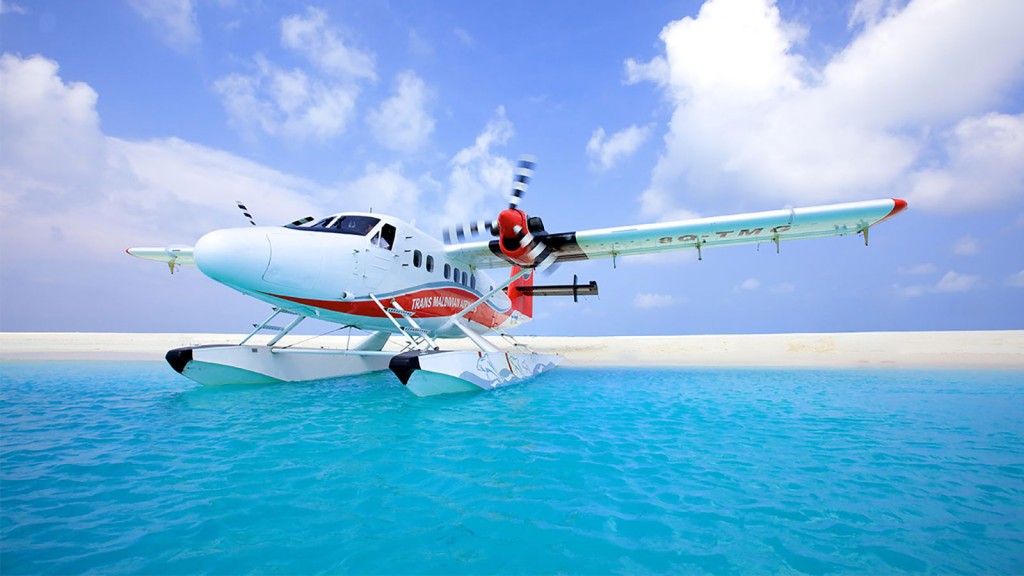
left=2, top=363, right=1022, bottom=574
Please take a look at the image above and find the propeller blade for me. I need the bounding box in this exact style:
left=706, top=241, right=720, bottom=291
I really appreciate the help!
left=236, top=201, right=256, bottom=226
left=440, top=155, right=538, bottom=246
left=521, top=230, right=558, bottom=273
left=443, top=219, right=498, bottom=244
left=288, top=216, right=315, bottom=227
left=508, top=156, right=536, bottom=209
left=534, top=253, right=559, bottom=275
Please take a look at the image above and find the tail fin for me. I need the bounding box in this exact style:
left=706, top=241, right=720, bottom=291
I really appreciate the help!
left=507, top=266, right=533, bottom=319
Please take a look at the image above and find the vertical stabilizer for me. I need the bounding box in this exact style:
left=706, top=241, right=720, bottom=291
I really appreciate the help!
left=507, top=266, right=533, bottom=319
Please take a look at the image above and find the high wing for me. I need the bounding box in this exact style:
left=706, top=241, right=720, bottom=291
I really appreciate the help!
left=125, top=246, right=194, bottom=273
left=445, top=198, right=907, bottom=269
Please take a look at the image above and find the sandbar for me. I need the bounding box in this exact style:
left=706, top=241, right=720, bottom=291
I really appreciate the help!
left=1, top=331, right=1021, bottom=369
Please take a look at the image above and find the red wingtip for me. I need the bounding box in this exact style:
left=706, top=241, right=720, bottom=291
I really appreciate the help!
left=878, top=198, right=908, bottom=223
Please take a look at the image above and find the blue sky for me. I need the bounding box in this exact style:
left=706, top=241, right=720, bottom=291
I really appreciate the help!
left=1, top=0, right=1022, bottom=336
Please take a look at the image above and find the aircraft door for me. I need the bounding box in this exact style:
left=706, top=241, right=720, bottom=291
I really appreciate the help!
left=361, top=223, right=397, bottom=290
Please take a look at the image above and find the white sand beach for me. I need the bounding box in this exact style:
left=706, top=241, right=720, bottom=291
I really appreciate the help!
left=1, top=330, right=1021, bottom=369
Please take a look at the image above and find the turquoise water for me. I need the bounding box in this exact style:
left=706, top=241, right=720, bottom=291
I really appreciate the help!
left=1, top=363, right=1022, bottom=574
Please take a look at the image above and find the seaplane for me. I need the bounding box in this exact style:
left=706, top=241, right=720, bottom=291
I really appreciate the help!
left=128, top=158, right=908, bottom=396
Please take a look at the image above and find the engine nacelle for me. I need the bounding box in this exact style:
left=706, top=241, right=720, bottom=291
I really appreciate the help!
left=496, top=209, right=547, bottom=267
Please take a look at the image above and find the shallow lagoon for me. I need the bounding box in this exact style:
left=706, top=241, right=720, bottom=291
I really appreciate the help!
left=2, top=362, right=1022, bottom=574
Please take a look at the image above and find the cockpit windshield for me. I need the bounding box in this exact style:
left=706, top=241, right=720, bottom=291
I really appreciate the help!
left=288, top=215, right=381, bottom=236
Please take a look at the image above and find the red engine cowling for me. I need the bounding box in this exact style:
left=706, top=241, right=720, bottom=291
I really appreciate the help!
left=496, top=208, right=545, bottom=267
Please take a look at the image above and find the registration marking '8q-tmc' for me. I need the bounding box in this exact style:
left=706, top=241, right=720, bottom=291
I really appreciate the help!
left=658, top=225, right=792, bottom=244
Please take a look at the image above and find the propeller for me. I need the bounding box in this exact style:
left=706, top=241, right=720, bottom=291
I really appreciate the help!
left=236, top=201, right=257, bottom=226
left=443, top=219, right=498, bottom=244
left=287, top=216, right=315, bottom=227
left=507, top=156, right=535, bottom=209
left=442, top=156, right=557, bottom=271
left=235, top=201, right=314, bottom=228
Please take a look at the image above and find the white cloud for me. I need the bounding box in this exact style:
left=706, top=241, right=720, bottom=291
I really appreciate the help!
left=1008, top=270, right=1024, bottom=288
left=586, top=124, right=652, bottom=170
left=739, top=277, right=761, bottom=290
left=953, top=234, right=981, bottom=256
left=0, top=54, right=323, bottom=261
left=442, top=107, right=516, bottom=227
left=625, top=55, right=668, bottom=86
left=215, top=55, right=360, bottom=140
left=849, top=0, right=903, bottom=29
left=629, top=0, right=1024, bottom=218
left=898, top=262, right=937, bottom=275
left=214, top=8, right=375, bottom=140
left=771, top=282, right=795, bottom=294
left=633, top=292, right=675, bottom=309
left=281, top=7, right=375, bottom=81
left=935, top=270, right=980, bottom=293
left=368, top=71, right=435, bottom=153
left=0, top=54, right=105, bottom=199
left=408, top=29, right=433, bottom=58
left=0, top=1, right=27, bottom=15
left=453, top=27, right=474, bottom=46
left=336, top=163, right=432, bottom=220
left=896, top=270, right=980, bottom=297
left=128, top=0, right=199, bottom=52
left=907, top=113, right=1024, bottom=213
left=733, top=277, right=794, bottom=293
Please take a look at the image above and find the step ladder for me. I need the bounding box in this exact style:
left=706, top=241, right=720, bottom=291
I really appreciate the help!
left=499, top=332, right=534, bottom=354
left=239, top=308, right=306, bottom=346
left=369, top=294, right=438, bottom=350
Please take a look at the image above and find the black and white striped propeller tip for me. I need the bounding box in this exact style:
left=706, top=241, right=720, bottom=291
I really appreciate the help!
left=235, top=201, right=256, bottom=226
left=442, top=219, right=498, bottom=244
left=508, top=156, right=536, bottom=209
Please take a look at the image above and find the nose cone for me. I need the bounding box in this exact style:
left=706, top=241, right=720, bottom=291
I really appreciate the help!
left=194, top=228, right=271, bottom=287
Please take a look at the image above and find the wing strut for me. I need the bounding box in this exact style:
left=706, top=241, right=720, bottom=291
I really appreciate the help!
left=240, top=308, right=306, bottom=346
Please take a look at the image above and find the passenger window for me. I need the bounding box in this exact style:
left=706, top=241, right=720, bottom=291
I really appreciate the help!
left=413, top=250, right=422, bottom=268
left=426, top=255, right=434, bottom=273
left=470, top=275, right=476, bottom=290
left=454, top=268, right=460, bottom=284
left=444, top=264, right=451, bottom=279
left=462, top=271, right=468, bottom=286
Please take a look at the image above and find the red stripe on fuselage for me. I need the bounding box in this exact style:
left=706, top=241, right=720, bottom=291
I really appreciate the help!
left=264, top=286, right=513, bottom=329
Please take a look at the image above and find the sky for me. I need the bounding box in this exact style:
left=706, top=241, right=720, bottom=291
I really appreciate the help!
left=1, top=0, right=1022, bottom=337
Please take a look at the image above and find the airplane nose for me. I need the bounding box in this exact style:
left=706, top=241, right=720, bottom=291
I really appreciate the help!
left=194, top=228, right=271, bottom=287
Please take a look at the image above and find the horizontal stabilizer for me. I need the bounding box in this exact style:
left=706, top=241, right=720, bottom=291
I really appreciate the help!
left=126, top=245, right=195, bottom=273
left=514, top=275, right=597, bottom=302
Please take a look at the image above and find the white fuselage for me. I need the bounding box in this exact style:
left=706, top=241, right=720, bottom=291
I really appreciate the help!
left=192, top=213, right=528, bottom=338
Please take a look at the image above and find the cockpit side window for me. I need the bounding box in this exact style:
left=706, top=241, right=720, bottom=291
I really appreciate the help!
left=371, top=223, right=396, bottom=250
left=381, top=224, right=396, bottom=250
